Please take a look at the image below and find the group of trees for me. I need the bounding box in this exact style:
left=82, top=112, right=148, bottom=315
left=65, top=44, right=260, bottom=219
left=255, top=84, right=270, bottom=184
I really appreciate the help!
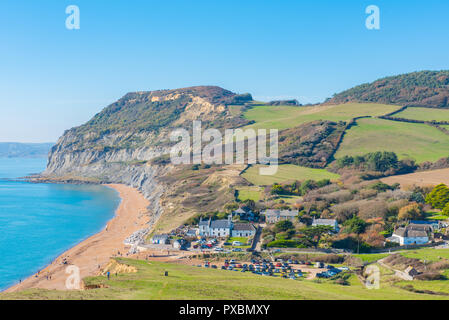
left=335, top=151, right=417, bottom=175
left=263, top=220, right=335, bottom=249
left=270, top=179, right=331, bottom=196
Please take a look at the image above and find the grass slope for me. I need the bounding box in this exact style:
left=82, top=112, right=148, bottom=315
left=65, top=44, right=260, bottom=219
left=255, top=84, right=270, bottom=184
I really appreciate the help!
left=242, top=164, right=340, bottom=186
left=236, top=186, right=263, bottom=201
left=2, top=258, right=448, bottom=300
left=394, top=107, right=449, bottom=122
left=336, top=118, right=449, bottom=163
left=243, top=103, right=401, bottom=131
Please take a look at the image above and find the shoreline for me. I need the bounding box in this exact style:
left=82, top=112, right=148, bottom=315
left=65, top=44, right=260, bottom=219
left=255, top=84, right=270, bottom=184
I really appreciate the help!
left=4, top=183, right=150, bottom=292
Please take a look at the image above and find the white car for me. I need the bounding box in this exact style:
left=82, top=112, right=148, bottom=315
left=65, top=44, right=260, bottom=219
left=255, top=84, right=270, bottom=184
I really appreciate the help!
left=214, top=247, right=224, bottom=252
left=232, top=241, right=242, bottom=246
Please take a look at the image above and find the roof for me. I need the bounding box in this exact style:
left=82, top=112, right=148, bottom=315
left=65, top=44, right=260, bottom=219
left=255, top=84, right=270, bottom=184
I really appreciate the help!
left=152, top=234, right=169, bottom=240
left=234, top=208, right=247, bottom=214
left=199, top=219, right=210, bottom=226
left=261, top=209, right=298, bottom=217
left=233, top=223, right=256, bottom=231
left=410, top=220, right=439, bottom=227
left=280, top=210, right=298, bottom=217
left=408, top=224, right=432, bottom=232
left=210, top=219, right=231, bottom=229
left=262, top=209, right=280, bottom=216
left=313, top=219, right=337, bottom=226
left=394, top=227, right=428, bottom=238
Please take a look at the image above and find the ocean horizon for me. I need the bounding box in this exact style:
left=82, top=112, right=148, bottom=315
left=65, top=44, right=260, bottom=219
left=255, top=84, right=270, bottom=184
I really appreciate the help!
left=0, top=158, right=121, bottom=291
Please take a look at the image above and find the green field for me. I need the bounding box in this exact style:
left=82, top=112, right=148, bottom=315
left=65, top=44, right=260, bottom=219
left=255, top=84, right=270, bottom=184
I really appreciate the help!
left=236, top=186, right=263, bottom=201
left=394, top=107, right=449, bottom=122
left=241, top=164, right=340, bottom=186
left=243, top=103, right=401, bottom=131
left=2, top=258, right=448, bottom=300
left=335, top=118, right=449, bottom=163
left=397, top=248, right=449, bottom=262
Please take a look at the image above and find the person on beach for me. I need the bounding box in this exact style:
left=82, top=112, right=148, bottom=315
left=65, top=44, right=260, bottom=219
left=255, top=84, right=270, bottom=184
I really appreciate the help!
left=107, top=271, right=110, bottom=280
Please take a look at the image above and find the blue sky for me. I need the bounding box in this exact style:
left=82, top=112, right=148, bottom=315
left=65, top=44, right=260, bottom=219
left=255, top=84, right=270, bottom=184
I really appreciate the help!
left=1, top=0, right=449, bottom=142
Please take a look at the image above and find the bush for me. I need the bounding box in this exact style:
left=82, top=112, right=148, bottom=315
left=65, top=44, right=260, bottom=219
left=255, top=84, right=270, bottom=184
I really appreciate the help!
left=266, top=240, right=306, bottom=248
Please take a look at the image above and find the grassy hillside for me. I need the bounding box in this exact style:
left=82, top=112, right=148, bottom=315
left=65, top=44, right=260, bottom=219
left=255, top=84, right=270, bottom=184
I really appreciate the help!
left=327, top=71, right=449, bottom=108
left=2, top=258, right=448, bottom=300
left=394, top=107, right=449, bottom=122
left=243, top=103, right=401, bottom=131
left=335, top=118, right=449, bottom=163
left=242, top=164, right=340, bottom=186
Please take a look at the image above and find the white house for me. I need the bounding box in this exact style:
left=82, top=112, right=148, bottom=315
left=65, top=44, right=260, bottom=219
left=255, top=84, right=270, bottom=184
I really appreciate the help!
left=312, top=218, right=339, bottom=232
left=151, top=234, right=169, bottom=244
left=199, top=215, right=233, bottom=238
left=231, top=223, right=256, bottom=237
left=261, top=209, right=298, bottom=224
left=392, top=227, right=429, bottom=246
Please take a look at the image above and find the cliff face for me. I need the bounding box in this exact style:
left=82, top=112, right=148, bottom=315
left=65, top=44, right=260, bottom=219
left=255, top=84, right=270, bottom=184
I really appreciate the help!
left=42, top=86, right=253, bottom=243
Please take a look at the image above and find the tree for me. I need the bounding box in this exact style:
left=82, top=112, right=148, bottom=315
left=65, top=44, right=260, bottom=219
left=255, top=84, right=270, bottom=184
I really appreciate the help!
left=343, top=216, right=367, bottom=234
left=425, top=184, right=449, bottom=209
left=442, top=202, right=449, bottom=216
left=398, top=202, right=423, bottom=221
left=274, top=220, right=294, bottom=233
left=271, top=184, right=284, bottom=195
left=300, top=225, right=334, bottom=248
left=241, top=199, right=256, bottom=211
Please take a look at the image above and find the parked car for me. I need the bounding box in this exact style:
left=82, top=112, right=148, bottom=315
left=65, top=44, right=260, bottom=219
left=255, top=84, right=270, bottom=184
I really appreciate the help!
left=232, top=241, right=242, bottom=246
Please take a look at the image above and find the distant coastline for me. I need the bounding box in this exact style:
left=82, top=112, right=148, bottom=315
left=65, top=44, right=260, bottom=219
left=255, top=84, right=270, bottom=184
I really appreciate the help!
left=0, top=142, right=54, bottom=158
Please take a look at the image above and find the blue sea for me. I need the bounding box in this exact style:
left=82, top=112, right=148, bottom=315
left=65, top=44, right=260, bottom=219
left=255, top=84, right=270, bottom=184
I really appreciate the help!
left=0, top=158, right=121, bottom=291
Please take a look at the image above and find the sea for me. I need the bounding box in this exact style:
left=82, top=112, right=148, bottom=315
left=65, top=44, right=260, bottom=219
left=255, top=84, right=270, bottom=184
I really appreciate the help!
left=0, top=157, right=121, bottom=291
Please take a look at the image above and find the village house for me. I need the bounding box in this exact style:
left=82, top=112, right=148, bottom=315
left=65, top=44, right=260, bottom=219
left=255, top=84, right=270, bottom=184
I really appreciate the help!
left=199, top=215, right=233, bottom=238
left=410, top=220, right=440, bottom=230
left=312, top=218, right=339, bottom=232
left=185, top=228, right=198, bottom=238
left=231, top=223, right=256, bottom=237
left=198, top=215, right=256, bottom=238
left=404, top=266, right=420, bottom=279
left=151, top=234, right=169, bottom=244
left=233, top=207, right=256, bottom=221
left=261, top=209, right=298, bottom=224
left=391, top=226, right=429, bottom=246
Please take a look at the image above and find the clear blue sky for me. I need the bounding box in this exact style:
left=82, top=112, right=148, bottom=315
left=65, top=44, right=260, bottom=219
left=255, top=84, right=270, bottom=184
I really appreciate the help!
left=1, top=0, right=449, bottom=142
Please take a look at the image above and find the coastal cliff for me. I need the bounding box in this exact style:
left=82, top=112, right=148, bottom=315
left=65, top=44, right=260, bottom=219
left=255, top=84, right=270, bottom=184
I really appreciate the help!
left=41, top=86, right=253, bottom=243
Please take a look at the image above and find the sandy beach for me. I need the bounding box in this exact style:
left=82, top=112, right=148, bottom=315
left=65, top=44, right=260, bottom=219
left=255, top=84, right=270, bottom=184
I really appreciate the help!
left=5, top=184, right=150, bottom=292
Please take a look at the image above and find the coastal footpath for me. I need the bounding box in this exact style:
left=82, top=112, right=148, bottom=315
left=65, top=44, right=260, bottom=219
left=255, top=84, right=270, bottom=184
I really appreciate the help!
left=5, top=184, right=149, bottom=292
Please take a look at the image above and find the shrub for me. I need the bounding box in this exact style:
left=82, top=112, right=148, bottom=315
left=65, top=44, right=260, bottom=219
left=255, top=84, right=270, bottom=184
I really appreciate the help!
left=398, top=202, right=423, bottom=221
